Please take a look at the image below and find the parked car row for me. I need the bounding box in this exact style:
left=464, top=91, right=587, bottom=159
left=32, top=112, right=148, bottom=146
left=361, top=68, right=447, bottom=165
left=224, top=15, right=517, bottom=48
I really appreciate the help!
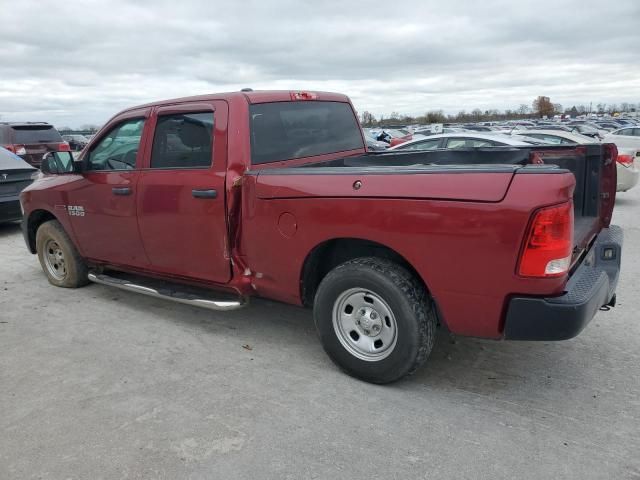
left=62, top=134, right=90, bottom=151
left=364, top=115, right=640, bottom=192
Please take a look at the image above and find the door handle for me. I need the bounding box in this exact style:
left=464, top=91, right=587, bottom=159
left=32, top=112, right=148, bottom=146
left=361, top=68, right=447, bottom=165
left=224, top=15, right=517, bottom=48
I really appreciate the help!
left=192, top=189, right=217, bottom=199
left=112, top=187, right=132, bottom=196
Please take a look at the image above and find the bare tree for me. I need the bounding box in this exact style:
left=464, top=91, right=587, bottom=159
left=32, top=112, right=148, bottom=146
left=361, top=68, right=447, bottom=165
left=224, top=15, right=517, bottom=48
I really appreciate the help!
left=360, top=111, right=376, bottom=126
left=532, top=96, right=555, bottom=117
left=425, top=110, right=445, bottom=123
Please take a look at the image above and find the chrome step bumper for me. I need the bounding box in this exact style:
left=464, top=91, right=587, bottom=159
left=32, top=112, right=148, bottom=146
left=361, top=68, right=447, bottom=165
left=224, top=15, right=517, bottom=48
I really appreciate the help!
left=88, top=272, right=247, bottom=311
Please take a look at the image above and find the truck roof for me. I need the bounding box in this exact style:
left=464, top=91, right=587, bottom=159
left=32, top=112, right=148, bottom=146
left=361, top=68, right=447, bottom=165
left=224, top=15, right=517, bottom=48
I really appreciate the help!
left=122, top=90, right=352, bottom=114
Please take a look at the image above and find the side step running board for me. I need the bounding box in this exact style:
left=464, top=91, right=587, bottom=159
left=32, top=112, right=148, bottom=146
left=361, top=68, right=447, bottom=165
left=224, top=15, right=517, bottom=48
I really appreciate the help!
left=88, top=272, right=247, bottom=311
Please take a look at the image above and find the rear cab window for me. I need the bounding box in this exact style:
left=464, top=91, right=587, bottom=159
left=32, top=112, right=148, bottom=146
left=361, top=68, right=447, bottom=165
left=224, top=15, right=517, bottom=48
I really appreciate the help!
left=249, top=101, right=363, bottom=164
left=10, top=125, right=63, bottom=144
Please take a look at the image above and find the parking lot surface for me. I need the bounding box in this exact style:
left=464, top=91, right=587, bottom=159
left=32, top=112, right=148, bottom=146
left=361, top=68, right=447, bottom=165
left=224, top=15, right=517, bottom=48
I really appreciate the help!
left=1, top=190, right=639, bottom=480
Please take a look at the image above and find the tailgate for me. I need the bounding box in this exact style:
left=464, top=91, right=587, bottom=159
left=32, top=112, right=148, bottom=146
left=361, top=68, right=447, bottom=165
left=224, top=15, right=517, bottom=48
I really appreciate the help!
left=530, top=144, right=617, bottom=265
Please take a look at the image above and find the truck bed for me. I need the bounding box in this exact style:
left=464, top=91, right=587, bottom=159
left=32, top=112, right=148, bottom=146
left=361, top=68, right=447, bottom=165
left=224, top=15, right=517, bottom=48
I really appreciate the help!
left=262, top=144, right=611, bottom=265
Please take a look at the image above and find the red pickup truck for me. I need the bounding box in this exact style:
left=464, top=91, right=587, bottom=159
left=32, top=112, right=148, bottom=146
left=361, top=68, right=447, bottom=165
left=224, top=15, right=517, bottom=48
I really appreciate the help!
left=20, top=90, right=623, bottom=383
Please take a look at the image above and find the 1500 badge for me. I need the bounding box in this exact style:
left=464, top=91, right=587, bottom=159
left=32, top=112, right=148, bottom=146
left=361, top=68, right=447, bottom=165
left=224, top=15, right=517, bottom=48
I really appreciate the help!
left=67, top=205, right=85, bottom=217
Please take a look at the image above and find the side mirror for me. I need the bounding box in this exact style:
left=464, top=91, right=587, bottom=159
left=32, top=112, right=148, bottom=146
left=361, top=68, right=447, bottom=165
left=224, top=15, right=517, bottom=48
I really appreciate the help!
left=41, top=151, right=76, bottom=174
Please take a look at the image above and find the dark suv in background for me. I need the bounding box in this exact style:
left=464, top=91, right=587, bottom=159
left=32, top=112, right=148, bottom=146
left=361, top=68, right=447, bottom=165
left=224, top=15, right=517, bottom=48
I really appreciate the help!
left=0, top=122, right=70, bottom=168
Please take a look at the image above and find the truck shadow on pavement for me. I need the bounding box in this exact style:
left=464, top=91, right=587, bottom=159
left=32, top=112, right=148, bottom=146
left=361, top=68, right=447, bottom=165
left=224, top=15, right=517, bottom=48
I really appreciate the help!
left=91, top=283, right=601, bottom=397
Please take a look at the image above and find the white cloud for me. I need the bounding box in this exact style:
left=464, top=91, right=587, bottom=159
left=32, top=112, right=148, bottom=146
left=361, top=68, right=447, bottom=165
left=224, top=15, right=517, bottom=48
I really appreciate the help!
left=1, top=0, right=639, bottom=126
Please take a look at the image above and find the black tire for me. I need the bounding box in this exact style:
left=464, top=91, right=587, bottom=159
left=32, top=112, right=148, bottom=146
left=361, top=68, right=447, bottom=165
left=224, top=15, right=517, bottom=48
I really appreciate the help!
left=313, top=257, right=436, bottom=384
left=36, top=220, right=89, bottom=288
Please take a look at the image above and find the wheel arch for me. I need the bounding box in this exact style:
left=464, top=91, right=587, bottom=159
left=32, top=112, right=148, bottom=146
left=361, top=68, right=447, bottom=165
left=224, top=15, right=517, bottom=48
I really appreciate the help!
left=25, top=209, right=58, bottom=253
left=300, top=237, right=431, bottom=308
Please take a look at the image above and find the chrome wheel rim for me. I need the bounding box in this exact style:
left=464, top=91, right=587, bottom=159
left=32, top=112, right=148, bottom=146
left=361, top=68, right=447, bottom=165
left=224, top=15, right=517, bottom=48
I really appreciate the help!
left=43, top=239, right=67, bottom=281
left=332, top=288, right=398, bottom=361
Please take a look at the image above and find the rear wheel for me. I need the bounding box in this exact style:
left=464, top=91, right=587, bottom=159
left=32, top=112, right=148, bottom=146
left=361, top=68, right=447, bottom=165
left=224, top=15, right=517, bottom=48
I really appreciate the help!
left=313, top=257, right=437, bottom=384
left=36, top=220, right=89, bottom=288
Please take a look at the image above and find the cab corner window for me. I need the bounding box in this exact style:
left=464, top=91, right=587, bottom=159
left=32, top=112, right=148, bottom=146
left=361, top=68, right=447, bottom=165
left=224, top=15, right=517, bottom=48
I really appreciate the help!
left=150, top=112, right=214, bottom=169
left=86, top=118, right=145, bottom=171
left=249, top=101, right=363, bottom=164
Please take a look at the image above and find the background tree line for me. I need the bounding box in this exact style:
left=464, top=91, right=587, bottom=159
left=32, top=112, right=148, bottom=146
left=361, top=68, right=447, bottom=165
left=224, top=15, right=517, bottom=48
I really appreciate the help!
left=360, top=96, right=640, bottom=127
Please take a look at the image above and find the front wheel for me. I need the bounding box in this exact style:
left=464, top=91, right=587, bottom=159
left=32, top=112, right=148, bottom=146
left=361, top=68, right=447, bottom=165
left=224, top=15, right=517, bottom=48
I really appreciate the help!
left=36, top=220, right=89, bottom=288
left=313, top=257, right=437, bottom=384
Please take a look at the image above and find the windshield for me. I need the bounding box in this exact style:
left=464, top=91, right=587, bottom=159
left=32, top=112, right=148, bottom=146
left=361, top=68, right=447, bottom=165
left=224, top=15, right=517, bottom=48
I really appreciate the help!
left=249, top=101, right=363, bottom=164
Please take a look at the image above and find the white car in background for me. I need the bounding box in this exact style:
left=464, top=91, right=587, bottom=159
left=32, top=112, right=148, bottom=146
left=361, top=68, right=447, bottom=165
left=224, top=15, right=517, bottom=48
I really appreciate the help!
left=387, top=132, right=537, bottom=151
left=603, top=127, right=640, bottom=150
left=511, top=129, right=598, bottom=146
left=512, top=129, right=639, bottom=193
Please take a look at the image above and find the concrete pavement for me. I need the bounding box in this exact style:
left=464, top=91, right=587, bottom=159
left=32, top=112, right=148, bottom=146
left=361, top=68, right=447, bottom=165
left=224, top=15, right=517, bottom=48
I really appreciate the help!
left=1, top=189, right=639, bottom=479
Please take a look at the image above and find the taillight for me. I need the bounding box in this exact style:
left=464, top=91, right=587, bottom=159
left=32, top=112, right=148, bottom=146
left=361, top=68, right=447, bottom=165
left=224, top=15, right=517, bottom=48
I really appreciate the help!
left=519, top=202, right=574, bottom=277
left=59, top=142, right=71, bottom=152
left=2, top=144, right=26, bottom=155
left=616, top=153, right=634, bottom=167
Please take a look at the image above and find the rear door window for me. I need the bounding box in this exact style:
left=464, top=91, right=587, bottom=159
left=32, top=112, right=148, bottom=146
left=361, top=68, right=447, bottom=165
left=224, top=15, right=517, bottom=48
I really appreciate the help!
left=249, top=101, right=363, bottom=164
left=400, top=138, right=442, bottom=151
left=445, top=138, right=468, bottom=149
left=468, top=139, right=495, bottom=147
left=528, top=134, right=563, bottom=144
left=11, top=126, right=63, bottom=144
left=150, top=112, right=214, bottom=169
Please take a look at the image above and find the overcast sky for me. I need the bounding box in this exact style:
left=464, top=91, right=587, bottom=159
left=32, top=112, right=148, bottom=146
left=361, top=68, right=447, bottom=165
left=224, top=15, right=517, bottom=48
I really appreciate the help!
left=1, top=0, right=639, bottom=127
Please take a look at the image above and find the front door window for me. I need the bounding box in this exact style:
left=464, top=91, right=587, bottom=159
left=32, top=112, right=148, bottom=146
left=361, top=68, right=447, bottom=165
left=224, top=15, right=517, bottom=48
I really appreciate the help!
left=86, top=118, right=145, bottom=171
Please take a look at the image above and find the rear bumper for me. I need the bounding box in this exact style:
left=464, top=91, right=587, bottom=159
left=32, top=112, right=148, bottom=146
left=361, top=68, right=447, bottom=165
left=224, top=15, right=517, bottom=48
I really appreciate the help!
left=0, top=196, right=22, bottom=223
left=504, top=225, right=623, bottom=341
